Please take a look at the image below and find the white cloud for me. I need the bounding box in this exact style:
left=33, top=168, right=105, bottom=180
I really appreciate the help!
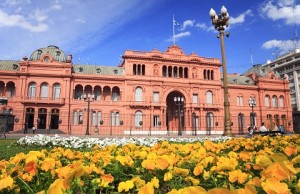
left=262, top=39, right=300, bottom=53
left=260, top=0, right=300, bottom=24
left=180, top=20, right=194, bottom=30
left=195, top=23, right=208, bottom=30
left=0, top=10, right=48, bottom=32
left=230, top=9, right=252, bottom=25
left=174, top=31, right=191, bottom=39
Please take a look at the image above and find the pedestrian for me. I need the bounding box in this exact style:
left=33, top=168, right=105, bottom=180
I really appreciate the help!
left=32, top=126, right=36, bottom=134
left=279, top=125, right=284, bottom=135
left=247, top=124, right=254, bottom=137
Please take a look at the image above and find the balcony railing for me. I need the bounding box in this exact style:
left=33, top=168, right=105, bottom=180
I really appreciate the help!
left=21, top=96, right=65, bottom=104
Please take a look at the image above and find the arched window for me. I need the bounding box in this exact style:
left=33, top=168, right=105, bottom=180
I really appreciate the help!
left=206, top=112, right=214, bottom=134
left=79, top=111, right=83, bottom=124
left=206, top=91, right=213, bottom=104
left=204, top=70, right=206, bottom=80
left=52, top=83, right=61, bottom=100
left=40, top=83, right=48, bottom=99
left=73, top=111, right=78, bottom=125
left=211, top=70, right=214, bottom=80
left=184, top=67, right=188, bottom=78
left=162, top=66, right=167, bottom=77
left=236, top=96, right=243, bottom=106
left=135, top=87, right=143, bottom=102
left=133, top=64, right=136, bottom=75
left=137, top=64, right=141, bottom=75
left=272, top=95, right=278, bottom=108
left=279, top=96, right=284, bottom=108
left=168, top=66, right=172, bottom=77
left=142, top=65, right=145, bottom=75
left=28, top=82, right=36, bottom=99
left=265, top=95, right=270, bottom=107
left=135, top=111, right=143, bottom=127
left=174, top=66, right=178, bottom=77
left=179, top=67, right=183, bottom=78
left=207, top=70, right=210, bottom=80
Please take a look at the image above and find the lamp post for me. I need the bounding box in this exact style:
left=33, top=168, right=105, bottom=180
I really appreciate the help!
left=209, top=6, right=233, bottom=136
left=248, top=97, right=256, bottom=126
left=83, top=93, right=94, bottom=135
left=174, top=96, right=184, bottom=136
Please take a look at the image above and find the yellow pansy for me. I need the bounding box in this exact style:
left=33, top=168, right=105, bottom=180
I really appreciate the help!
left=284, top=146, right=297, bottom=157
left=0, top=175, right=13, bottom=190
left=261, top=178, right=290, bottom=194
left=228, top=170, right=248, bottom=184
left=164, top=171, right=173, bottom=181
left=132, top=176, right=146, bottom=189
left=116, top=155, right=134, bottom=167
left=151, top=177, right=159, bottom=188
left=207, top=188, right=231, bottom=194
left=184, top=176, right=200, bottom=186
left=24, top=161, right=38, bottom=176
left=118, top=180, right=134, bottom=192
left=138, top=182, right=154, bottom=194
left=48, top=178, right=67, bottom=194
left=261, top=162, right=293, bottom=181
left=193, top=164, right=204, bottom=176
left=41, top=158, right=56, bottom=172
left=173, top=167, right=190, bottom=177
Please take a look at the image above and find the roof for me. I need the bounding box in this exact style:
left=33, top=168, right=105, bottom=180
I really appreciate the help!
left=241, top=64, right=280, bottom=78
left=225, top=74, right=255, bottom=85
left=29, top=45, right=67, bottom=62
left=0, top=60, right=20, bottom=71
left=72, top=64, right=124, bottom=76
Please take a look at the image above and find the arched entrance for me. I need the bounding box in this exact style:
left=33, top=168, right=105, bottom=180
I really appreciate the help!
left=50, top=109, right=60, bottom=129
left=166, top=91, right=185, bottom=135
left=25, top=108, right=34, bottom=128
left=38, top=108, right=47, bottom=129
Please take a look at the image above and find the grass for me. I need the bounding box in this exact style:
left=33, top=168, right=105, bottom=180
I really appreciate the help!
left=0, top=139, right=46, bottom=160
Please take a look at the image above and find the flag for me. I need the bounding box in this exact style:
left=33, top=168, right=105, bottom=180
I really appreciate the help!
left=173, top=19, right=180, bottom=26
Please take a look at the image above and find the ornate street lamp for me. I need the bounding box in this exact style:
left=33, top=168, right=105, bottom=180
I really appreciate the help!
left=174, top=96, right=184, bottom=136
left=209, top=6, right=233, bottom=136
left=248, top=97, right=256, bottom=126
left=82, top=93, right=95, bottom=135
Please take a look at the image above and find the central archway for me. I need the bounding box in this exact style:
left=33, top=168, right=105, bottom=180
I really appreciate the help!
left=166, top=91, right=185, bottom=134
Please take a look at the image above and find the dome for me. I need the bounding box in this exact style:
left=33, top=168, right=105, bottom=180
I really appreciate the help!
left=29, top=45, right=67, bottom=62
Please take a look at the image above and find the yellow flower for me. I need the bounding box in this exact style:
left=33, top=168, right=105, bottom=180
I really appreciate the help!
left=142, top=159, right=155, bottom=170
left=22, top=173, right=33, bottom=182
left=295, top=179, right=300, bottom=193
left=179, top=186, right=206, bottom=194
left=228, top=170, right=248, bottom=184
left=48, top=178, right=67, bottom=194
left=118, top=180, right=134, bottom=192
left=193, top=164, right=204, bottom=176
left=261, top=178, right=290, bottom=194
left=164, top=172, right=173, bottom=181
left=207, top=188, right=231, bottom=194
left=239, top=151, right=252, bottom=162
left=184, top=176, right=200, bottom=186
left=100, top=174, right=114, bottom=187
left=255, top=154, right=272, bottom=169
left=0, top=175, right=13, bottom=190
left=138, top=182, right=154, bottom=194
left=132, top=176, right=146, bottom=189
left=151, top=177, right=159, bottom=188
left=261, top=162, right=292, bottom=181
left=234, top=183, right=257, bottom=194
left=116, top=155, right=134, bottom=167
left=154, top=157, right=169, bottom=170
left=41, top=158, right=56, bottom=172
left=173, top=167, right=189, bottom=177
left=284, top=146, right=297, bottom=157
left=203, top=170, right=210, bottom=180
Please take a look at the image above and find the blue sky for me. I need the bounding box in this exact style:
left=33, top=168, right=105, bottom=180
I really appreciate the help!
left=0, top=0, right=299, bottom=74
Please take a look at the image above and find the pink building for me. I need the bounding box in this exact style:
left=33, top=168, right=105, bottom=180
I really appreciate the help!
left=0, top=45, right=293, bottom=135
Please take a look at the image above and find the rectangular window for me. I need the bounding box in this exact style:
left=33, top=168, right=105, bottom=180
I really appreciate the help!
left=153, top=115, right=160, bottom=127
left=192, top=94, right=198, bottom=104
left=112, top=92, right=118, bottom=101
left=97, top=111, right=102, bottom=125
left=111, top=112, right=115, bottom=126
left=79, top=111, right=83, bottom=124
left=153, top=92, right=159, bottom=103
left=92, top=111, right=96, bottom=126
left=73, top=111, right=78, bottom=125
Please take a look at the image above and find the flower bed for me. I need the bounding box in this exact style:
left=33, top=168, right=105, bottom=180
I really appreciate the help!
left=0, top=135, right=299, bottom=193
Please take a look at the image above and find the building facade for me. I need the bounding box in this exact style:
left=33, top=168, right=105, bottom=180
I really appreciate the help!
left=263, top=48, right=300, bottom=132
left=0, top=45, right=293, bottom=135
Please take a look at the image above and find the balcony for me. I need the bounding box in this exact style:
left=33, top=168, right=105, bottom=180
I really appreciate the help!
left=21, top=96, right=65, bottom=105
left=202, top=103, right=221, bottom=110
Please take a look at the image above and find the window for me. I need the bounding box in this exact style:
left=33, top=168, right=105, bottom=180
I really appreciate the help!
left=265, top=95, right=270, bottom=107
left=112, top=91, right=119, bottom=101
left=153, top=92, right=159, bottom=103
left=206, top=112, right=214, bottom=133
left=111, top=112, right=120, bottom=126
left=97, top=111, right=102, bottom=125
left=40, top=83, right=48, bottom=99
left=135, top=87, right=143, bottom=102
left=28, top=83, right=36, bottom=99
left=236, top=96, right=243, bottom=106
left=73, top=111, right=78, bottom=125
left=272, top=96, right=278, bottom=108
left=206, top=91, right=213, bottom=104
left=53, top=83, right=61, bottom=100
left=92, top=111, right=97, bottom=126
left=153, top=115, right=160, bottom=127
left=135, top=111, right=143, bottom=127
left=79, top=111, right=83, bottom=124
left=192, top=94, right=198, bottom=104
left=279, top=96, right=284, bottom=108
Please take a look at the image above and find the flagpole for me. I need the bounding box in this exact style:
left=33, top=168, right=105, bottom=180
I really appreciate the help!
left=173, top=15, right=175, bottom=45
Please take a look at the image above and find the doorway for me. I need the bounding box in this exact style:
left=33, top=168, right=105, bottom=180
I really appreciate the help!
left=38, top=108, right=47, bottom=129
